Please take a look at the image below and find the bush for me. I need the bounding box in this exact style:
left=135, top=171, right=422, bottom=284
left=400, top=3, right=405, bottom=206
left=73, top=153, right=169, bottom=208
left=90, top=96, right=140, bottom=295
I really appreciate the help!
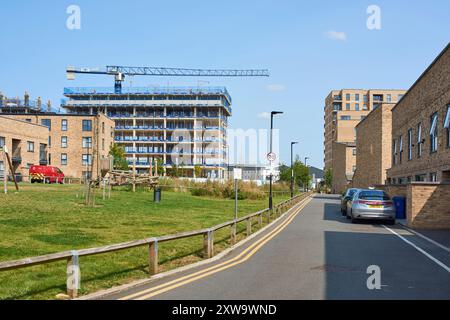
left=158, top=178, right=267, bottom=200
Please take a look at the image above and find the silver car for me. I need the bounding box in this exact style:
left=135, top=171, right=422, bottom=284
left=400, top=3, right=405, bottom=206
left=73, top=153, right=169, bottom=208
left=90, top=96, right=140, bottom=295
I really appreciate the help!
left=346, top=189, right=396, bottom=225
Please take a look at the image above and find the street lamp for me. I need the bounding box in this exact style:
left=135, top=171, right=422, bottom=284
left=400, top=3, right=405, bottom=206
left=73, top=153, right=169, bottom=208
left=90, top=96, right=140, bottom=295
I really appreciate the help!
left=269, top=111, right=283, bottom=211
left=304, top=157, right=310, bottom=192
left=290, top=142, right=299, bottom=198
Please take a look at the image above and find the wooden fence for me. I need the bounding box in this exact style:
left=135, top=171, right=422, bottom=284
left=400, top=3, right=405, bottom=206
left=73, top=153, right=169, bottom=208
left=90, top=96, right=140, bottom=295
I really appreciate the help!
left=0, top=192, right=312, bottom=299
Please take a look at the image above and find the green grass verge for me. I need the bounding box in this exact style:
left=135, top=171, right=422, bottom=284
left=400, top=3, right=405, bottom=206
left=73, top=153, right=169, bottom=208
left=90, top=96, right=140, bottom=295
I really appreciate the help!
left=0, top=183, right=291, bottom=300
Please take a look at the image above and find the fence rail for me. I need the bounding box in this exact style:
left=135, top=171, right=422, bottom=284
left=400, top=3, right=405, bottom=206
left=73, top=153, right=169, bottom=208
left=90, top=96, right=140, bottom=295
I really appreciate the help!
left=0, top=192, right=312, bottom=299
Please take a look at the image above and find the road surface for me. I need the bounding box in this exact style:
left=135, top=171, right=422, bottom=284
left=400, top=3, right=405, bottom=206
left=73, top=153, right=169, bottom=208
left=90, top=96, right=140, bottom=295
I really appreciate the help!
left=100, top=195, right=450, bottom=300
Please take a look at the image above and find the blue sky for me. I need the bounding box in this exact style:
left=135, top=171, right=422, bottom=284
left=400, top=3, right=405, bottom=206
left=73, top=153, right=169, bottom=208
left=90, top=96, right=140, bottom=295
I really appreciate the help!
left=0, top=0, right=449, bottom=168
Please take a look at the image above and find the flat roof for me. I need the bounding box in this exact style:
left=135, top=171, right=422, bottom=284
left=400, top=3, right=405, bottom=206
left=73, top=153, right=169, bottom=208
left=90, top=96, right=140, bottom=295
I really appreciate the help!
left=0, top=115, right=49, bottom=128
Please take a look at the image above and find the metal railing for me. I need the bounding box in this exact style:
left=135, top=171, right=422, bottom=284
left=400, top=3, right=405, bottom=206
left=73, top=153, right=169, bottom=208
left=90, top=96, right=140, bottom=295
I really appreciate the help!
left=0, top=192, right=312, bottom=299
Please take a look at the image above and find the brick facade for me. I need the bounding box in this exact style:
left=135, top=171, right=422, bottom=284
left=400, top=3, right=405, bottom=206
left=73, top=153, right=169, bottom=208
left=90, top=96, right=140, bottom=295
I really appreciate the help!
left=332, top=141, right=355, bottom=194
left=0, top=116, right=48, bottom=180
left=3, top=114, right=114, bottom=179
left=353, top=103, right=395, bottom=188
left=387, top=44, right=450, bottom=183
left=324, top=89, right=406, bottom=193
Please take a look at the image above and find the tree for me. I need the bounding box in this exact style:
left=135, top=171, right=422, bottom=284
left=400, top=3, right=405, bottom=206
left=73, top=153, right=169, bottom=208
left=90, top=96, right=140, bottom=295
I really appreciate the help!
left=153, top=158, right=164, bottom=176
left=109, top=144, right=129, bottom=171
left=194, top=165, right=202, bottom=178
left=324, top=168, right=333, bottom=188
left=169, top=164, right=179, bottom=177
left=279, top=155, right=311, bottom=189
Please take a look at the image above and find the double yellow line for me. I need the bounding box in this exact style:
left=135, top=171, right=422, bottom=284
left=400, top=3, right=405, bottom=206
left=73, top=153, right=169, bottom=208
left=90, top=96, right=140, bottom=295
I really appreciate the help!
left=119, top=197, right=312, bottom=300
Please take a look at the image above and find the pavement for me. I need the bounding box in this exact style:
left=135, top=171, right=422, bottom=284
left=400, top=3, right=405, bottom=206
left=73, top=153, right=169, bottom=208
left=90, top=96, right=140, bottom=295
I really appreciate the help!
left=97, top=194, right=450, bottom=300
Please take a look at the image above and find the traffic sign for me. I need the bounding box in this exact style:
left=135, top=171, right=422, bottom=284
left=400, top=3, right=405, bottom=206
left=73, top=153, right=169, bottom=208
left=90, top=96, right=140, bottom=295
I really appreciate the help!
left=233, top=168, right=242, bottom=180
left=267, top=152, right=276, bottom=162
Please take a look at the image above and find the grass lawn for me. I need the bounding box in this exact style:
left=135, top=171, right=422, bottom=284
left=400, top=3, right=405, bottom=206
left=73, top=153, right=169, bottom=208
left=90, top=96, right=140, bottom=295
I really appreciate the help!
left=0, top=183, right=290, bottom=300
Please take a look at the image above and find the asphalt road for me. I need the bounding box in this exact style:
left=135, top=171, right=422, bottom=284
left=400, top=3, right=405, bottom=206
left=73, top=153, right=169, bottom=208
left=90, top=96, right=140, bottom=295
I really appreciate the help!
left=101, top=195, right=450, bottom=300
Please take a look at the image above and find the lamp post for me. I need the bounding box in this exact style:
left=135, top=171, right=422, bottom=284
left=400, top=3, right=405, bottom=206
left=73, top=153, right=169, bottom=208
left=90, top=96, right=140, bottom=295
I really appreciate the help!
left=304, top=157, right=309, bottom=192
left=290, top=142, right=299, bottom=198
left=269, top=111, right=283, bottom=211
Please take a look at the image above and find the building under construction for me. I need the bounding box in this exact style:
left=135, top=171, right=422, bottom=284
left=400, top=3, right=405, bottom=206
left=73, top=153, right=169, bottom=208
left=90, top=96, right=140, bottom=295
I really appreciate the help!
left=60, top=65, right=269, bottom=178
left=62, top=86, right=230, bottom=178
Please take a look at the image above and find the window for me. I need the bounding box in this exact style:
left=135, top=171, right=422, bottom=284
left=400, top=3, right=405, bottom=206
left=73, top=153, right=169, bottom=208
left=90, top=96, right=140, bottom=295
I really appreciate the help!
left=392, top=139, right=397, bottom=165
left=102, top=138, right=105, bottom=151
left=41, top=119, right=51, bottom=130
left=82, top=120, right=92, bottom=132
left=355, top=94, right=360, bottom=101
left=415, top=174, right=426, bottom=182
left=25, top=119, right=31, bottom=123
left=363, top=104, right=368, bottom=110
left=417, top=123, right=423, bottom=157
left=353, top=148, right=356, bottom=156
left=0, top=136, right=5, bottom=148
left=352, top=165, right=356, bottom=172
left=61, top=119, right=68, bottom=131
left=27, top=141, right=34, bottom=152
left=355, top=103, right=360, bottom=111
left=82, top=154, right=92, bottom=166
left=0, top=161, right=4, bottom=173
left=82, top=137, right=92, bottom=148
left=102, top=122, right=105, bottom=134
left=82, top=171, right=92, bottom=180
left=408, top=129, right=413, bottom=160
left=444, top=104, right=450, bottom=147
left=61, top=153, right=68, bottom=166
left=430, top=172, right=437, bottom=182
left=340, top=116, right=351, bottom=120
left=48, top=136, right=51, bottom=147
left=61, top=136, right=68, bottom=148
left=399, top=136, right=403, bottom=163
left=346, top=93, right=351, bottom=100
left=346, top=103, right=350, bottom=110
left=387, top=94, right=392, bottom=102
left=430, top=112, right=438, bottom=153
left=363, top=95, right=368, bottom=103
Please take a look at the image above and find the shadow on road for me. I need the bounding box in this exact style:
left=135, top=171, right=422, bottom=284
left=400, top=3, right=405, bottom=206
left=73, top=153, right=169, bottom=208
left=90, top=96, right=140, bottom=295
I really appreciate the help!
left=323, top=230, right=450, bottom=299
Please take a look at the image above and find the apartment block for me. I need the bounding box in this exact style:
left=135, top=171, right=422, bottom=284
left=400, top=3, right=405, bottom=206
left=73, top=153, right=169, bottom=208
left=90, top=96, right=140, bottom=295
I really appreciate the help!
left=387, top=44, right=450, bottom=184
left=0, top=116, right=48, bottom=180
left=4, top=113, right=114, bottom=179
left=61, top=87, right=230, bottom=178
left=324, top=88, right=406, bottom=193
left=352, top=102, right=396, bottom=189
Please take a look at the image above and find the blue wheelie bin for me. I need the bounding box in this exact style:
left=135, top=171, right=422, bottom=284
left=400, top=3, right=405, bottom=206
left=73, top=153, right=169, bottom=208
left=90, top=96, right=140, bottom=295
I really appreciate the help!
left=392, top=197, right=406, bottom=219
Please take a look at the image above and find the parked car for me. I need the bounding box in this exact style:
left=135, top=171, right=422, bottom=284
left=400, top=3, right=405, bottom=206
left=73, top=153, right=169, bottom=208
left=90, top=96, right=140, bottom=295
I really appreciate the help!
left=29, top=165, right=65, bottom=184
left=341, top=188, right=359, bottom=216
left=346, top=189, right=396, bottom=224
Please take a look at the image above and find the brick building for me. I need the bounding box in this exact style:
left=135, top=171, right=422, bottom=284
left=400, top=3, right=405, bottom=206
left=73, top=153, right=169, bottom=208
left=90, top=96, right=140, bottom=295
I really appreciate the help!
left=0, top=116, right=48, bottom=180
left=324, top=89, right=406, bottom=193
left=331, top=141, right=356, bottom=194
left=352, top=102, right=396, bottom=189
left=5, top=113, right=115, bottom=179
left=387, top=44, right=450, bottom=184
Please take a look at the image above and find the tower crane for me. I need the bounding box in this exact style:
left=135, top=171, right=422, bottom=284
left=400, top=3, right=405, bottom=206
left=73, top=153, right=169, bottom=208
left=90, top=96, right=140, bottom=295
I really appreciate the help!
left=66, top=66, right=270, bottom=94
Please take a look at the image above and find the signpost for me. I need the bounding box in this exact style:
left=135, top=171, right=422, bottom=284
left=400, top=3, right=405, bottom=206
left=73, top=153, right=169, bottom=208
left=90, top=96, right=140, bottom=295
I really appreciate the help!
left=1, top=146, right=6, bottom=194
left=233, top=168, right=242, bottom=220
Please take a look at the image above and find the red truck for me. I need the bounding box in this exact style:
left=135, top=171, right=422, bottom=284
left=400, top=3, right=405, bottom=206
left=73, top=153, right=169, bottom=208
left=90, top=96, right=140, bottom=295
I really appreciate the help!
left=29, top=165, right=65, bottom=184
